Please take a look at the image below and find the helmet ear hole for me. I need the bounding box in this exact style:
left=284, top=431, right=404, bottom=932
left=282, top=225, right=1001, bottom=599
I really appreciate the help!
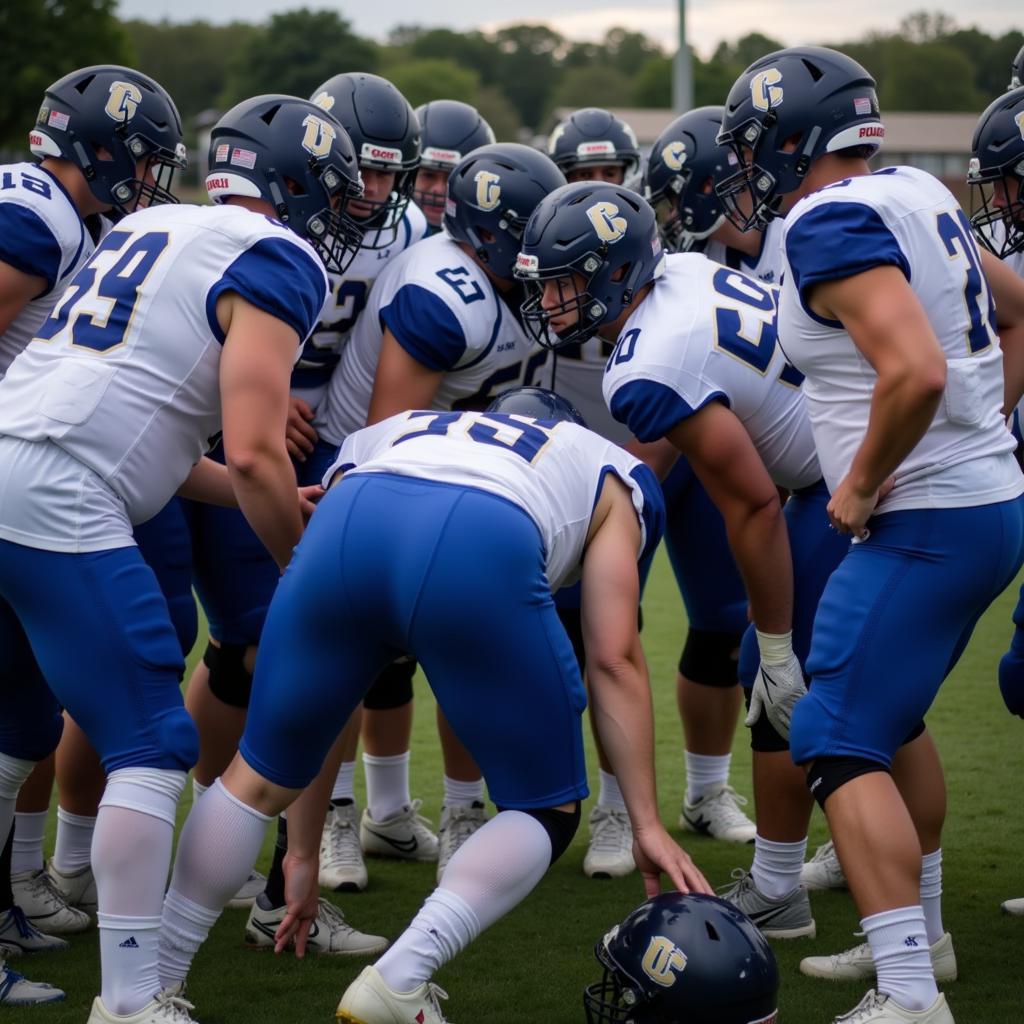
left=705, top=921, right=721, bottom=942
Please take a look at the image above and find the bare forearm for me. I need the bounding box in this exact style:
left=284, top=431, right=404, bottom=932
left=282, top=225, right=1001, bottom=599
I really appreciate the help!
left=229, top=449, right=304, bottom=570
left=176, top=457, right=237, bottom=507
left=726, top=498, right=793, bottom=634
left=283, top=754, right=339, bottom=862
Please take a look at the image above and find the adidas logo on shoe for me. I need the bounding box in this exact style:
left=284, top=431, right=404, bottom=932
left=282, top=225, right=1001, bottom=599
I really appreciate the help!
left=118, top=936, right=140, bottom=949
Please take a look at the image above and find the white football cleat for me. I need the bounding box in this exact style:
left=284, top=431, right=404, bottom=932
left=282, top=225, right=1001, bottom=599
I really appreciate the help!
left=11, top=868, right=91, bottom=934
left=226, top=870, right=266, bottom=910
left=832, top=989, right=954, bottom=1023
left=583, top=806, right=635, bottom=878
left=337, top=965, right=450, bottom=1024
left=45, top=860, right=98, bottom=914
left=244, top=894, right=387, bottom=956
left=360, top=800, right=438, bottom=862
left=320, top=802, right=368, bottom=891
left=1001, top=896, right=1024, bottom=915
left=680, top=783, right=757, bottom=843
left=801, top=931, right=957, bottom=982
left=801, top=839, right=848, bottom=891
left=0, top=906, right=69, bottom=954
left=0, top=959, right=64, bottom=1004
left=436, top=802, right=488, bottom=884
left=86, top=987, right=197, bottom=1023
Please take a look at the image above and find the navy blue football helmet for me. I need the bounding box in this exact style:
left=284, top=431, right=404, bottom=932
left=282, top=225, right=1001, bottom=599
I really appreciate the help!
left=444, top=143, right=566, bottom=280
left=29, top=65, right=186, bottom=215
left=584, top=893, right=779, bottom=1024
left=486, top=386, right=586, bottom=427
left=548, top=108, right=641, bottom=183
left=310, top=73, right=420, bottom=248
left=968, top=86, right=1024, bottom=259
left=206, top=95, right=365, bottom=273
left=645, top=106, right=736, bottom=253
left=515, top=180, right=664, bottom=349
left=716, top=46, right=883, bottom=231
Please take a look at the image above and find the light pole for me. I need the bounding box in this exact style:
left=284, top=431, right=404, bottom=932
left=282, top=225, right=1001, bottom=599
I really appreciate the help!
left=672, top=0, right=693, bottom=112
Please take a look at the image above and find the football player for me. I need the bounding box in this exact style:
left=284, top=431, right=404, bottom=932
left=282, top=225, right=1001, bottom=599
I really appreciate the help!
left=547, top=107, right=641, bottom=185
left=159, top=388, right=711, bottom=1024
left=413, top=100, right=495, bottom=232
left=719, top=47, right=1024, bottom=1024
left=0, top=93, right=377, bottom=1024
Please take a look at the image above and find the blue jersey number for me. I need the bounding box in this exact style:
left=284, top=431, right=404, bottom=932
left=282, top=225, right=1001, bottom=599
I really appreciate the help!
left=607, top=328, right=641, bottom=367
left=437, top=266, right=485, bottom=304
left=935, top=210, right=995, bottom=355
left=0, top=170, right=51, bottom=198
left=392, top=410, right=555, bottom=463
left=320, top=279, right=369, bottom=335
left=37, top=230, right=170, bottom=353
left=451, top=349, right=548, bottom=412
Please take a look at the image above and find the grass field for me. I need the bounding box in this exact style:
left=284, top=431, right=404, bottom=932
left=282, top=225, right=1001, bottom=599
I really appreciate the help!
left=24, top=550, right=1024, bottom=1023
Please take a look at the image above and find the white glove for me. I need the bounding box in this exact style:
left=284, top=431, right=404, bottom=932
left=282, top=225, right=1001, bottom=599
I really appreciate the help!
left=744, top=629, right=806, bottom=741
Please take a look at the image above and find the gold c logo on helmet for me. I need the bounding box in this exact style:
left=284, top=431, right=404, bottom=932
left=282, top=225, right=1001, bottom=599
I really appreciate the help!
left=641, top=936, right=688, bottom=987
left=750, top=68, right=784, bottom=112
left=474, top=170, right=501, bottom=210
left=311, top=91, right=335, bottom=112
left=105, top=81, right=143, bottom=123
left=662, top=140, right=688, bottom=172
left=1016, top=111, right=1024, bottom=141
left=301, top=114, right=336, bottom=158
left=586, top=201, right=628, bottom=243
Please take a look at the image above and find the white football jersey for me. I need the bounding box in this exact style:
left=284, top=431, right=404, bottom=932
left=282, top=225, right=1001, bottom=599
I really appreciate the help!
left=0, top=163, right=102, bottom=376
left=702, top=216, right=785, bottom=286
left=317, top=231, right=546, bottom=446
left=0, top=203, right=328, bottom=550
left=540, top=337, right=629, bottom=444
left=603, top=253, right=820, bottom=491
left=293, top=201, right=427, bottom=410
left=327, top=409, right=663, bottom=591
left=779, top=165, right=1022, bottom=511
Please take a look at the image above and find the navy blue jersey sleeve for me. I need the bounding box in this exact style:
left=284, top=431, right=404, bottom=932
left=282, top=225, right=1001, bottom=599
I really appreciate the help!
left=380, top=283, right=467, bottom=371
left=630, top=462, right=666, bottom=564
left=608, top=379, right=727, bottom=443
left=0, top=203, right=62, bottom=291
left=205, top=237, right=327, bottom=344
left=786, top=202, right=910, bottom=308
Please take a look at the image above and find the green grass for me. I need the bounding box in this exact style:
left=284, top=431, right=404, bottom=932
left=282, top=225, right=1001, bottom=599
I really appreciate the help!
left=26, top=550, right=1024, bottom=1023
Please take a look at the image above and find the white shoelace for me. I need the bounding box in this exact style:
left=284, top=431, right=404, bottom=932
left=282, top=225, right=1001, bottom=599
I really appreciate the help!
left=703, top=785, right=753, bottom=829
left=155, top=988, right=197, bottom=1022
left=323, top=810, right=363, bottom=867
left=835, top=989, right=888, bottom=1023
left=589, top=808, right=632, bottom=854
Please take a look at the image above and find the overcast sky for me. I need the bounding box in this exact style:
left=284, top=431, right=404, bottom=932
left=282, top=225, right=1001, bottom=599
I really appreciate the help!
left=116, top=0, right=1022, bottom=58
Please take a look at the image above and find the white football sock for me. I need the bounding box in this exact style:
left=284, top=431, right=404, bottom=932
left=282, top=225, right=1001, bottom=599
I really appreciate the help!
left=596, top=770, right=626, bottom=812
left=191, top=778, right=208, bottom=804
left=920, top=848, right=944, bottom=945
left=685, top=751, right=732, bottom=804
left=376, top=810, right=551, bottom=991
left=0, top=754, right=35, bottom=856
left=364, top=751, right=410, bottom=821
left=53, top=807, right=97, bottom=873
left=443, top=775, right=485, bottom=808
left=331, top=760, right=356, bottom=803
left=751, top=834, right=807, bottom=900
left=93, top=768, right=186, bottom=1015
left=160, top=779, right=272, bottom=988
left=864, top=905, right=938, bottom=1012
left=12, top=810, right=47, bottom=874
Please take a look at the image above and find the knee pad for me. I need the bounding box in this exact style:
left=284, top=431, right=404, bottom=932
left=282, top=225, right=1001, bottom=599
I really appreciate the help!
left=518, top=802, right=581, bottom=865
left=901, top=720, right=927, bottom=746
left=363, top=658, right=416, bottom=711
left=204, top=641, right=253, bottom=709
left=806, top=756, right=889, bottom=809
left=745, top=693, right=790, bottom=753
left=678, top=628, right=741, bottom=687
left=0, top=752, right=37, bottom=800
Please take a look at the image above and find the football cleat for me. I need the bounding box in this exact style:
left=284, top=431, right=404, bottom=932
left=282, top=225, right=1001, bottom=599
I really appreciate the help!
left=320, top=802, right=368, bottom=892
left=337, top=965, right=450, bottom=1024
left=801, top=931, right=957, bottom=982
left=680, top=783, right=757, bottom=843
left=244, top=894, right=387, bottom=956
left=226, top=870, right=266, bottom=910
left=86, top=987, right=198, bottom=1023
left=436, top=802, right=488, bottom=884
left=11, top=868, right=91, bottom=934
left=718, top=869, right=816, bottom=939
left=801, top=839, right=848, bottom=890
left=360, top=800, right=439, bottom=862
left=0, top=959, right=65, bottom=1005
left=45, top=860, right=98, bottom=914
left=583, top=806, right=635, bottom=879
left=0, top=906, right=69, bottom=954
left=1001, top=896, right=1024, bottom=915
left=832, top=989, right=954, bottom=1023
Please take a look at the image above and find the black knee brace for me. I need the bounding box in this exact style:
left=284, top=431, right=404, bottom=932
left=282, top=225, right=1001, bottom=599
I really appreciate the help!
left=203, top=641, right=253, bottom=709
left=515, top=802, right=582, bottom=865
left=363, top=658, right=416, bottom=710
left=806, top=756, right=889, bottom=809
left=678, top=628, right=741, bottom=688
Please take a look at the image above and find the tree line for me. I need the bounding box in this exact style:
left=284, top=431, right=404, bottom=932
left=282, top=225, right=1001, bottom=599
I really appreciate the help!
left=1, top=4, right=1021, bottom=151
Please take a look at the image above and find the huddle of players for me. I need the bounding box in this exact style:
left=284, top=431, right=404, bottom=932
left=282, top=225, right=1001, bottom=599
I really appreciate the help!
left=0, top=38, right=1022, bottom=1024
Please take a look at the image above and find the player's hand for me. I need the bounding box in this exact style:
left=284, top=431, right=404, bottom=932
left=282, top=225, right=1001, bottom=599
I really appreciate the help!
left=274, top=850, right=320, bottom=957
left=286, top=396, right=318, bottom=462
left=632, top=824, right=713, bottom=899
left=828, top=475, right=895, bottom=539
left=298, top=484, right=324, bottom=522
left=745, top=630, right=805, bottom=741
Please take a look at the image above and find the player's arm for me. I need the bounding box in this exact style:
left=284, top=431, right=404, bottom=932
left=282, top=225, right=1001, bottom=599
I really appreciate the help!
left=218, top=293, right=305, bottom=570
left=807, top=265, right=946, bottom=535
left=176, top=456, right=321, bottom=519
left=366, top=327, right=445, bottom=424
left=581, top=476, right=711, bottom=898
left=667, top=401, right=792, bottom=634
left=980, top=248, right=1024, bottom=413
left=624, top=435, right=680, bottom=481
left=0, top=261, right=46, bottom=334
